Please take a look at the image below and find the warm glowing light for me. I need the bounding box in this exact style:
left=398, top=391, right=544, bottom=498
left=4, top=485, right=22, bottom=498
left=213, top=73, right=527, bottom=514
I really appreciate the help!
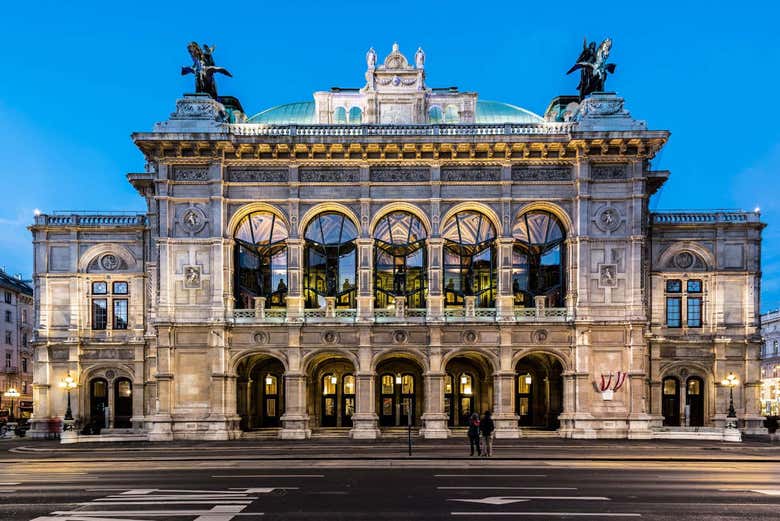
left=330, top=375, right=338, bottom=385
left=460, top=374, right=468, bottom=385
left=265, top=374, right=273, bottom=386
left=525, top=373, right=533, bottom=386
left=59, top=372, right=77, bottom=389
left=721, top=372, right=739, bottom=387
left=395, top=374, right=402, bottom=385
left=464, top=385, right=472, bottom=395
left=33, top=208, right=41, bottom=217
left=3, top=388, right=20, bottom=398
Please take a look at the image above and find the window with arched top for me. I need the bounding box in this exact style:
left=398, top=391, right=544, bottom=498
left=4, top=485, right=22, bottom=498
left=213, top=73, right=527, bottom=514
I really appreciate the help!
left=374, top=211, right=428, bottom=309
left=304, top=212, right=358, bottom=308
left=511, top=211, right=565, bottom=307
left=234, top=211, right=289, bottom=309
left=444, top=105, right=459, bottom=123
left=442, top=211, right=496, bottom=307
left=333, top=107, right=347, bottom=124
left=428, top=106, right=443, bottom=123
left=348, top=107, right=362, bottom=124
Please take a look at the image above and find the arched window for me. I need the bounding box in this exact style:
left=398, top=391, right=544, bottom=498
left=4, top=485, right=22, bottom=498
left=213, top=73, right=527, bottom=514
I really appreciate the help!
left=234, top=211, right=289, bottom=309
left=512, top=210, right=565, bottom=307
left=428, top=106, right=443, bottom=123
left=304, top=212, right=358, bottom=308
left=442, top=211, right=496, bottom=307
left=444, top=105, right=459, bottom=123
left=333, top=107, right=347, bottom=124
left=348, top=107, right=362, bottom=124
left=374, top=211, right=427, bottom=309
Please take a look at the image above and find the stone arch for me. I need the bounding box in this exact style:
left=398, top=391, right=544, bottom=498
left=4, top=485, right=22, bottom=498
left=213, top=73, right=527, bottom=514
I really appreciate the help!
left=298, top=203, right=361, bottom=239
left=440, top=202, right=502, bottom=238
left=657, top=242, right=715, bottom=271
left=226, top=202, right=290, bottom=238
left=230, top=347, right=290, bottom=376
left=440, top=348, right=499, bottom=375
left=79, top=364, right=135, bottom=427
left=511, top=348, right=571, bottom=373
left=371, top=348, right=429, bottom=373
left=515, top=201, right=574, bottom=238
left=78, top=244, right=138, bottom=273
left=369, top=202, right=432, bottom=238
left=658, top=361, right=714, bottom=427
left=301, top=349, right=360, bottom=376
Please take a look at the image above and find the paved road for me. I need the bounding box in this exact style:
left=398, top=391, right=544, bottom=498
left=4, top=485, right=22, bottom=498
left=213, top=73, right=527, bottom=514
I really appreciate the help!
left=2, top=440, right=780, bottom=520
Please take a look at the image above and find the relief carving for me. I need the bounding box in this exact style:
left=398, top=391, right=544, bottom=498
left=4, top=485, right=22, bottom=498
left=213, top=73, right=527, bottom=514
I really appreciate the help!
left=370, top=168, right=429, bottom=182
left=299, top=168, right=359, bottom=183
left=172, top=166, right=209, bottom=181
left=591, top=165, right=627, bottom=180
left=441, top=167, right=500, bottom=182
left=511, top=166, right=571, bottom=181
left=227, top=168, right=288, bottom=182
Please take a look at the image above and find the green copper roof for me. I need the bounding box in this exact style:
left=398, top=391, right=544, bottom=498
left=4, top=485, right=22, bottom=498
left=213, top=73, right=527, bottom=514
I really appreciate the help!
left=247, top=100, right=541, bottom=124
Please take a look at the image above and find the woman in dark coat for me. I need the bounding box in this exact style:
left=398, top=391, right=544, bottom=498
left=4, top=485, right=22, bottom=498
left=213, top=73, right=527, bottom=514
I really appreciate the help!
left=480, top=410, right=496, bottom=457
left=467, top=412, right=481, bottom=456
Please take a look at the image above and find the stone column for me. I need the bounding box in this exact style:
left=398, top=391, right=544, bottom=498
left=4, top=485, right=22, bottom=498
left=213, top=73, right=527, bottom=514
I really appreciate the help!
left=349, top=372, right=380, bottom=439
left=148, top=326, right=174, bottom=441
left=495, top=238, right=515, bottom=320
left=357, top=238, right=374, bottom=321
left=286, top=239, right=304, bottom=322
left=28, top=343, right=52, bottom=439
left=427, top=238, right=444, bottom=321
left=280, top=372, right=310, bottom=439
left=493, top=371, right=519, bottom=438
left=420, top=371, right=449, bottom=438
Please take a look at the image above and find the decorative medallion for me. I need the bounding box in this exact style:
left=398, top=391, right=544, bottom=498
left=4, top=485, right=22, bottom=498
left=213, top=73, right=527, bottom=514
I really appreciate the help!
left=463, top=330, right=478, bottom=344
left=392, top=330, right=408, bottom=345
left=254, top=331, right=269, bottom=344
left=532, top=329, right=549, bottom=344
left=100, top=254, right=120, bottom=271
left=105, top=369, right=116, bottom=380
left=594, top=205, right=622, bottom=233
left=183, top=265, right=202, bottom=289
left=180, top=206, right=208, bottom=235
left=674, top=252, right=694, bottom=269
left=322, top=331, right=339, bottom=344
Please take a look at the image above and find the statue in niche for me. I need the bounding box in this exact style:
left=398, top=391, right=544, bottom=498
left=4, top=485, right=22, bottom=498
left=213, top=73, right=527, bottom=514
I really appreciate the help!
left=181, top=42, right=232, bottom=99
left=184, top=266, right=201, bottom=288
left=366, top=47, right=377, bottom=69
left=567, top=37, right=616, bottom=100
left=415, top=47, right=425, bottom=69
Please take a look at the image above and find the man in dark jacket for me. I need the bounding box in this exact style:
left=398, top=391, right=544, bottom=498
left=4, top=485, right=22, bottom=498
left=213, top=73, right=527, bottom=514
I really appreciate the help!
left=480, top=410, right=495, bottom=457
left=467, top=412, right=481, bottom=456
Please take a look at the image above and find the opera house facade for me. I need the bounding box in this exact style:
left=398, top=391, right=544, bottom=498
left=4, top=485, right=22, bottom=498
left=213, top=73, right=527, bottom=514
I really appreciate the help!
left=28, top=44, right=765, bottom=441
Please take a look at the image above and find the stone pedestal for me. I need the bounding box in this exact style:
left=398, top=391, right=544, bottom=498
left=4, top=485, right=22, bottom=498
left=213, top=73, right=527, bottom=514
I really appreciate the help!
left=349, top=373, right=380, bottom=439
left=420, top=413, right=450, bottom=438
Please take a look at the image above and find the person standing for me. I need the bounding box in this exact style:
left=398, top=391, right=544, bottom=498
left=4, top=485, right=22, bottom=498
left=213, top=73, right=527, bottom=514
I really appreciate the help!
left=480, top=410, right=495, bottom=457
left=467, top=412, right=481, bottom=456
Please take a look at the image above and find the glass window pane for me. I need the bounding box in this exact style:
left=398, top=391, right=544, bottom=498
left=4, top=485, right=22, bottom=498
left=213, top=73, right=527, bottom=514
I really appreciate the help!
left=663, top=378, right=678, bottom=395
left=459, top=374, right=472, bottom=395
left=401, top=374, right=414, bottom=394
left=92, top=282, right=107, bottom=295
left=687, top=379, right=701, bottom=395
left=444, top=375, right=452, bottom=394
left=113, top=299, right=128, bottom=330
left=382, top=397, right=393, bottom=416
left=343, top=375, right=355, bottom=395
left=333, top=107, right=347, bottom=124
left=666, top=280, right=682, bottom=293
left=266, top=398, right=276, bottom=417
left=518, top=374, right=531, bottom=394
left=92, top=299, right=108, bottom=330
left=687, top=297, right=702, bottom=327
left=323, top=374, right=336, bottom=394
left=381, top=375, right=394, bottom=394
left=348, top=107, right=362, bottom=124
left=264, top=375, right=277, bottom=395
left=93, top=380, right=107, bottom=398
left=687, top=280, right=702, bottom=293
left=112, top=282, right=128, bottom=294
left=429, top=106, right=443, bottom=123
left=666, top=297, right=681, bottom=327
left=118, top=380, right=132, bottom=398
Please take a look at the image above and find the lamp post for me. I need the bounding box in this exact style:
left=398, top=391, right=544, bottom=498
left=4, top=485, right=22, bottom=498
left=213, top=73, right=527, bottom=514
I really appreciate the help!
left=59, top=372, right=78, bottom=421
left=721, top=372, right=739, bottom=429
left=3, top=388, right=20, bottom=422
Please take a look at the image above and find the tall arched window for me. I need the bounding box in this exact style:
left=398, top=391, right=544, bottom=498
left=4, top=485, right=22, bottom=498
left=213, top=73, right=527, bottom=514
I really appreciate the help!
left=304, top=212, right=358, bottom=308
left=348, top=107, right=362, bottom=124
left=333, top=107, right=347, bottom=124
left=234, top=211, right=288, bottom=309
left=442, top=211, right=496, bottom=307
left=512, top=210, right=565, bottom=307
left=444, top=105, right=459, bottom=123
left=428, top=106, right=443, bottom=123
left=374, top=211, right=427, bottom=309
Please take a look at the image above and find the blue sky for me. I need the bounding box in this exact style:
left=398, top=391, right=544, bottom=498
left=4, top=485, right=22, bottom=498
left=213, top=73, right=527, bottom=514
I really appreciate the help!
left=1, top=1, right=779, bottom=310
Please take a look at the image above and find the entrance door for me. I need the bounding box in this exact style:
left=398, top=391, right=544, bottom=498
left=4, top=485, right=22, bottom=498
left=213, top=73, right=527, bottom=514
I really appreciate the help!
left=379, top=374, right=396, bottom=427
left=342, top=374, right=355, bottom=427
left=516, top=373, right=533, bottom=426
left=114, top=378, right=133, bottom=428
left=662, top=377, right=680, bottom=426
left=262, top=374, right=281, bottom=427
left=400, top=374, right=415, bottom=426
left=458, top=373, right=475, bottom=426
left=686, top=377, right=704, bottom=427
left=321, top=374, right=338, bottom=427
left=89, top=378, right=108, bottom=424
left=444, top=374, right=454, bottom=427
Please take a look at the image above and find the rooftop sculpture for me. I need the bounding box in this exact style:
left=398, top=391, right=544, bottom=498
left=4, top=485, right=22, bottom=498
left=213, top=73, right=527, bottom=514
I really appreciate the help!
left=567, top=38, right=616, bottom=100
left=181, top=42, right=232, bottom=99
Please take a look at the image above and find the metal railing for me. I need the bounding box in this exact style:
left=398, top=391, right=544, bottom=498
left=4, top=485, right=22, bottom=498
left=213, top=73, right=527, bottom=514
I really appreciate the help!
left=514, top=307, right=568, bottom=321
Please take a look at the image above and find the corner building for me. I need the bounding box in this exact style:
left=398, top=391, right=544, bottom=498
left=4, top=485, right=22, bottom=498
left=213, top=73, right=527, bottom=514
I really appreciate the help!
left=29, top=44, right=765, bottom=441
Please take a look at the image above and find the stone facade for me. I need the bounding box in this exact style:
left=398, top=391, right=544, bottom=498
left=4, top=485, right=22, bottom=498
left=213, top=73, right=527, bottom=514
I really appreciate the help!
left=0, top=268, right=34, bottom=419
left=760, top=310, right=780, bottom=416
left=28, top=45, right=765, bottom=441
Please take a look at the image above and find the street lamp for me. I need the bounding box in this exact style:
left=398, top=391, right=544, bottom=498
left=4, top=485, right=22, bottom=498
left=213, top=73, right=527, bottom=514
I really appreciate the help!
left=3, top=388, right=20, bottom=422
left=59, top=372, right=78, bottom=421
left=721, top=372, right=739, bottom=429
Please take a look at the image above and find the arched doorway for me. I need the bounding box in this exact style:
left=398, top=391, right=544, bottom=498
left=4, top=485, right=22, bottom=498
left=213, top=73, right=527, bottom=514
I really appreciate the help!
left=515, top=353, right=564, bottom=430
left=662, top=377, right=681, bottom=426
left=444, top=354, right=493, bottom=427
left=376, top=358, right=423, bottom=428
left=309, top=357, right=356, bottom=429
left=236, top=354, right=286, bottom=430
left=89, top=378, right=108, bottom=425
left=114, top=378, right=133, bottom=428
left=686, top=376, right=704, bottom=427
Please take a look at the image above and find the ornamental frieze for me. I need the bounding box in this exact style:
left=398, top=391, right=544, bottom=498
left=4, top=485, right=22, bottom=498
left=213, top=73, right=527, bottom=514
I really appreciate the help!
left=370, top=167, right=429, bottom=182
left=172, top=166, right=209, bottom=181
left=440, top=167, right=500, bottom=182
left=511, top=166, right=571, bottom=181
left=299, top=168, right=360, bottom=183
left=227, top=168, right=288, bottom=182
left=591, top=164, right=627, bottom=180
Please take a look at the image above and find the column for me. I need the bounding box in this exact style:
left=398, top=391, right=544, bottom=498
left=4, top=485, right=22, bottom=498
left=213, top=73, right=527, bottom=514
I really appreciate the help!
left=492, top=371, right=519, bottom=438
left=420, top=371, right=449, bottom=438
left=28, top=343, right=52, bottom=439
left=356, top=238, right=374, bottom=321
left=148, top=326, right=173, bottom=441
left=495, top=238, right=515, bottom=321
left=349, top=372, right=380, bottom=439
left=286, top=239, right=304, bottom=322
left=280, top=372, right=310, bottom=439
left=427, top=238, right=444, bottom=321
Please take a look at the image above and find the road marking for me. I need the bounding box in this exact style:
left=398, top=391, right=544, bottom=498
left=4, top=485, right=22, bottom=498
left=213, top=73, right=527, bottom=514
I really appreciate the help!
left=449, top=496, right=610, bottom=504
left=751, top=489, right=780, bottom=496
left=212, top=474, right=324, bottom=478
left=435, top=474, right=547, bottom=478
left=438, top=486, right=576, bottom=490
left=452, top=513, right=640, bottom=517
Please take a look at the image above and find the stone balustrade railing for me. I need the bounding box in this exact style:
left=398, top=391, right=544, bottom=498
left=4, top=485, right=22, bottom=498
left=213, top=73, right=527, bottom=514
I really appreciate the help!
left=228, top=122, right=575, bottom=137
left=34, top=214, right=147, bottom=227
left=651, top=210, right=760, bottom=225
